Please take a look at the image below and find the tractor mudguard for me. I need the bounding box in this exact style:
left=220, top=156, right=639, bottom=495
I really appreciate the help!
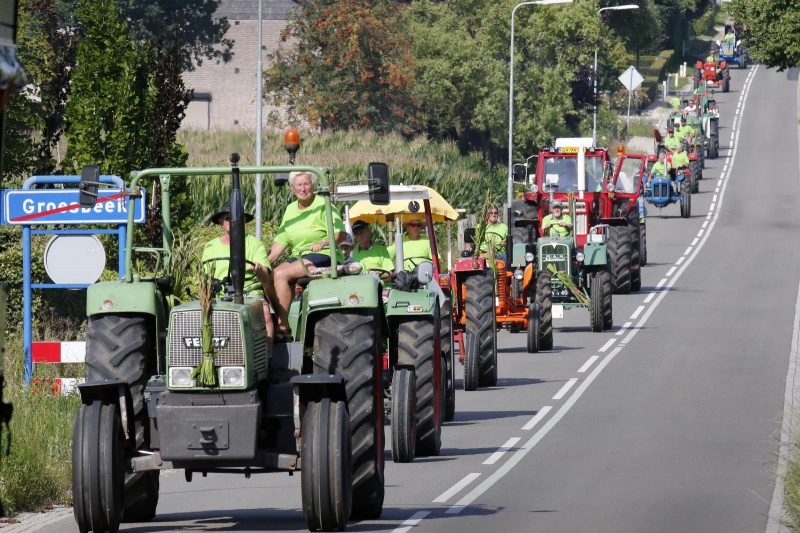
left=385, top=288, right=437, bottom=319
left=583, top=243, right=608, bottom=266
left=304, top=275, right=381, bottom=316
left=86, top=280, right=164, bottom=317
left=77, top=380, right=135, bottom=443
left=453, top=256, right=487, bottom=273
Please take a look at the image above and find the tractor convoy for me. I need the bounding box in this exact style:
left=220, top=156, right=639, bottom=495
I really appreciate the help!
left=42, top=29, right=733, bottom=531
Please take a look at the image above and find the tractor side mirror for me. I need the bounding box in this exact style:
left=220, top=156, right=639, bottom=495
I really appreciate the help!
left=416, top=262, right=434, bottom=285
left=512, top=164, right=527, bottom=183
left=464, top=227, right=475, bottom=245
left=716, top=39, right=721, bottom=47
left=79, top=165, right=100, bottom=208
left=368, top=162, right=390, bottom=205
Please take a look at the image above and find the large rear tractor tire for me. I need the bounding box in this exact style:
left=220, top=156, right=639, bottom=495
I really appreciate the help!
left=639, top=224, right=648, bottom=266
left=511, top=199, right=538, bottom=223
left=709, top=135, right=718, bottom=160
left=534, top=272, right=553, bottom=351
left=465, top=271, right=497, bottom=388
left=84, top=315, right=159, bottom=522
left=73, top=401, right=125, bottom=533
left=390, top=369, right=416, bottom=463
left=313, top=311, right=384, bottom=520
left=590, top=271, right=613, bottom=332
left=440, top=299, right=455, bottom=422
left=689, top=162, right=699, bottom=193
left=680, top=182, right=692, bottom=218
left=396, top=319, right=440, bottom=457
left=606, top=227, right=632, bottom=294
left=301, top=398, right=352, bottom=532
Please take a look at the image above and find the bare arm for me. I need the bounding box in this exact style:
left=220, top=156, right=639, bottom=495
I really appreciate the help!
left=268, top=242, right=287, bottom=264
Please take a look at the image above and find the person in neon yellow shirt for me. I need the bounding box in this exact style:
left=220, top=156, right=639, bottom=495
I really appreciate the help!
left=268, top=171, right=346, bottom=337
left=647, top=151, right=671, bottom=186
left=202, top=201, right=275, bottom=345
left=469, top=206, right=508, bottom=262
left=351, top=220, right=394, bottom=284
left=541, top=200, right=572, bottom=237
left=676, top=117, right=696, bottom=147
left=671, top=143, right=690, bottom=170
left=388, top=215, right=434, bottom=271
left=664, top=128, right=680, bottom=152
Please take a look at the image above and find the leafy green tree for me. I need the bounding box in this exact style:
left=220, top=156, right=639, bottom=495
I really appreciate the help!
left=265, top=0, right=418, bottom=133
left=728, top=0, right=800, bottom=71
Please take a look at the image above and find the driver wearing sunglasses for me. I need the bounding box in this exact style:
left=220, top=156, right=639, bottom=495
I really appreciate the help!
left=388, top=215, right=434, bottom=271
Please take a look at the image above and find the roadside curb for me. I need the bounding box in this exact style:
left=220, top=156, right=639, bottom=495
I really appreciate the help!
left=0, top=507, right=72, bottom=532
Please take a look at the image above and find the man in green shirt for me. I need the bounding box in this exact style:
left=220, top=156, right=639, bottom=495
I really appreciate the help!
left=388, top=215, right=434, bottom=271
left=467, top=206, right=508, bottom=262
left=664, top=128, right=680, bottom=152
left=671, top=144, right=690, bottom=170
left=647, top=152, right=671, bottom=187
left=675, top=117, right=696, bottom=147
left=202, top=201, right=275, bottom=345
left=541, top=200, right=573, bottom=237
left=351, top=220, right=394, bottom=284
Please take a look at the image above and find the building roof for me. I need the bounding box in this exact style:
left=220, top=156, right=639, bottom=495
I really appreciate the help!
left=216, top=0, right=297, bottom=21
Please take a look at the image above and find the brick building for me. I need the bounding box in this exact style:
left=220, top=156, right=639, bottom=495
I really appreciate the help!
left=181, top=0, right=296, bottom=131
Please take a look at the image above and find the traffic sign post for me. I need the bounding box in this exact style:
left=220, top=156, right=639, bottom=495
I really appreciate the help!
left=619, top=65, right=644, bottom=128
left=0, top=175, right=146, bottom=385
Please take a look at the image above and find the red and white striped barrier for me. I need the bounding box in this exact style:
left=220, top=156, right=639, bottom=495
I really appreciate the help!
left=32, top=342, right=86, bottom=395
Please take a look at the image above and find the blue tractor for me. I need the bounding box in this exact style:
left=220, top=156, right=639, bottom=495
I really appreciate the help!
left=643, top=155, right=691, bottom=219
left=718, top=37, right=748, bottom=69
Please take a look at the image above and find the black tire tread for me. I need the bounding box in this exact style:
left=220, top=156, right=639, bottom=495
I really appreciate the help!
left=534, top=272, right=553, bottom=351
left=606, top=227, right=632, bottom=294
left=396, top=319, right=439, bottom=456
left=465, top=271, right=497, bottom=387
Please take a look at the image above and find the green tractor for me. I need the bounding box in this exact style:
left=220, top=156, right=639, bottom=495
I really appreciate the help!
left=348, top=185, right=451, bottom=463
left=536, top=200, right=613, bottom=332
left=72, top=140, right=389, bottom=532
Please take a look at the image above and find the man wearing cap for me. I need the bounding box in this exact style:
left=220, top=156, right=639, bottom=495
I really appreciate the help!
left=675, top=117, right=696, bottom=147
left=388, top=214, right=434, bottom=271
left=541, top=200, right=573, bottom=237
left=339, top=234, right=355, bottom=262
left=664, top=127, right=680, bottom=152
left=647, top=151, right=671, bottom=186
left=202, top=201, right=275, bottom=344
left=351, top=220, right=394, bottom=283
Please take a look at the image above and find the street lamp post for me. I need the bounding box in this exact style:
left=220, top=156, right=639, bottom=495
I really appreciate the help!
left=507, top=0, right=573, bottom=214
left=592, top=4, right=639, bottom=147
left=255, top=0, right=264, bottom=239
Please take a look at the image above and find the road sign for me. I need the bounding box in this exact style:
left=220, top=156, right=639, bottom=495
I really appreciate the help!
left=618, top=66, right=644, bottom=91
left=1, top=188, right=145, bottom=225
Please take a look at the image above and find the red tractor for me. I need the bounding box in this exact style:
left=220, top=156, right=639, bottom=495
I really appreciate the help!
left=696, top=53, right=730, bottom=93
left=511, top=138, right=641, bottom=294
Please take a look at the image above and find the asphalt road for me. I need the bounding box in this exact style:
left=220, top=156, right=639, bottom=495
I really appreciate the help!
left=34, top=64, right=800, bottom=533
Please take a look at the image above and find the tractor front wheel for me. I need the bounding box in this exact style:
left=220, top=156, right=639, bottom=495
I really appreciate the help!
left=527, top=303, right=541, bottom=354
left=440, top=299, right=456, bottom=422
left=534, top=272, right=553, bottom=351
left=465, top=271, right=497, bottom=388
left=681, top=183, right=692, bottom=218
left=301, top=397, right=352, bottom=532
left=314, top=311, right=384, bottom=520
left=709, top=135, right=718, bottom=160
left=590, top=271, right=613, bottom=332
left=630, top=227, right=642, bottom=292
left=73, top=401, right=125, bottom=533
left=390, top=369, right=416, bottom=463
left=606, top=227, right=632, bottom=294
left=689, top=162, right=699, bottom=193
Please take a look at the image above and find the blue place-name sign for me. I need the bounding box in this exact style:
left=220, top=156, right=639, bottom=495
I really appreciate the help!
left=1, top=188, right=146, bottom=225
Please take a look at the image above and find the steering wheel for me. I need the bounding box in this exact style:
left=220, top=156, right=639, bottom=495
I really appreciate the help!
left=368, top=268, right=393, bottom=280
left=404, top=257, right=432, bottom=270
left=202, top=257, right=262, bottom=293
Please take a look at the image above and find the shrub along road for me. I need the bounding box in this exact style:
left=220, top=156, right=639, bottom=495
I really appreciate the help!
left=28, top=65, right=800, bottom=533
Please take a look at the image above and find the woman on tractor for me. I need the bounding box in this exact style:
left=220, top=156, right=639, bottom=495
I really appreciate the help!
left=268, top=171, right=346, bottom=339
left=351, top=220, right=394, bottom=284
left=388, top=214, right=434, bottom=271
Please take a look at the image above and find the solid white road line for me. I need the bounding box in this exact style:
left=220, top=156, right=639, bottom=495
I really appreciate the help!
left=552, top=378, right=578, bottom=400
left=392, top=511, right=431, bottom=533
left=483, top=438, right=521, bottom=465
left=578, top=356, right=600, bottom=373
left=432, top=473, right=481, bottom=503
left=522, top=405, right=552, bottom=431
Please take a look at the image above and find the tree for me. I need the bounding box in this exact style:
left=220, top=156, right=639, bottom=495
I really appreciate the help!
left=729, top=0, right=800, bottom=71
left=265, top=0, right=419, bottom=133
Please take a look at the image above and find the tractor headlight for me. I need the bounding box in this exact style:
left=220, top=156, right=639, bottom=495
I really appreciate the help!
left=530, top=184, right=539, bottom=194
left=169, top=367, right=194, bottom=388
left=607, top=184, right=616, bottom=193
left=576, top=252, right=585, bottom=262
left=525, top=252, right=535, bottom=263
left=219, top=367, right=245, bottom=388
left=514, top=269, right=524, bottom=280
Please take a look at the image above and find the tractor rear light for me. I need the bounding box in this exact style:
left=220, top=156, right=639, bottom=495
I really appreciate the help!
left=102, top=299, right=114, bottom=310
left=406, top=305, right=423, bottom=313
left=438, top=276, right=449, bottom=287
left=525, top=252, right=535, bottom=263
left=471, top=260, right=480, bottom=269
left=219, top=366, right=245, bottom=388
left=169, top=367, right=194, bottom=388
left=383, top=354, right=389, bottom=370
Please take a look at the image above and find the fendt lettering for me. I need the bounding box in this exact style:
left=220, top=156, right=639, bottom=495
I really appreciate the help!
left=182, top=336, right=230, bottom=349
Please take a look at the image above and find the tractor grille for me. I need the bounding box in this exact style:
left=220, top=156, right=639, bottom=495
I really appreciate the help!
left=169, top=309, right=244, bottom=367
left=540, top=243, right=570, bottom=274
left=653, top=181, right=670, bottom=198
left=574, top=213, right=587, bottom=236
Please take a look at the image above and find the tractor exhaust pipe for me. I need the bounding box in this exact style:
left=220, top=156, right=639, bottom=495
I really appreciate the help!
left=229, top=153, right=246, bottom=305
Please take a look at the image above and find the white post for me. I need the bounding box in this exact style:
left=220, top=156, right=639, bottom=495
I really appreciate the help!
left=254, top=0, right=264, bottom=239
left=626, top=69, right=633, bottom=127
left=663, top=80, right=667, bottom=100
left=674, top=72, right=679, bottom=88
